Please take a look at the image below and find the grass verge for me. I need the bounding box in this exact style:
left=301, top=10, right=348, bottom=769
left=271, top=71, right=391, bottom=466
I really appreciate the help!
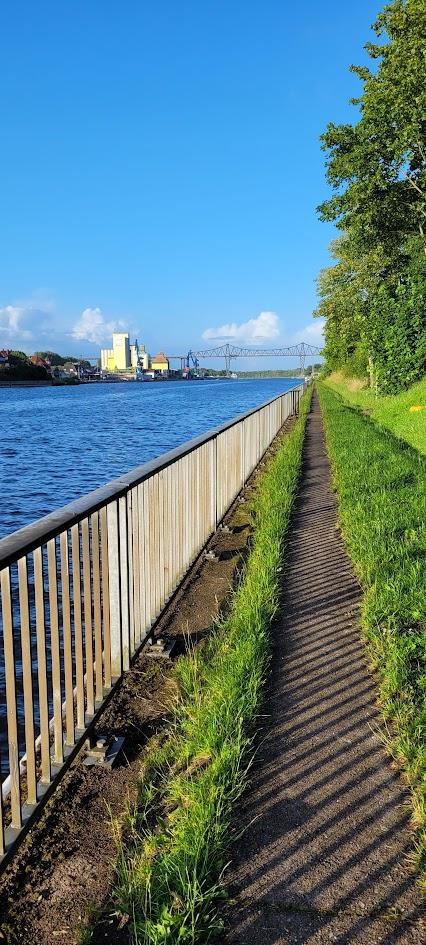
left=323, top=372, right=426, bottom=455
left=318, top=382, right=426, bottom=883
left=110, top=386, right=312, bottom=944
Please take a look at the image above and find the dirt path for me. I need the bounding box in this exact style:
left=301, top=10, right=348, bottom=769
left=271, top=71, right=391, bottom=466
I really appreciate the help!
left=223, top=391, right=425, bottom=945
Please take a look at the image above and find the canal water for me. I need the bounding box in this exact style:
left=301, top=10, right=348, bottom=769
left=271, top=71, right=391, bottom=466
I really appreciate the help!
left=0, top=377, right=301, bottom=773
left=0, top=377, right=301, bottom=540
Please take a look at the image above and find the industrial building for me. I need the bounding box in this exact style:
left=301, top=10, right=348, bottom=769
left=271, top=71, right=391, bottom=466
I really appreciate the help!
left=100, top=332, right=170, bottom=376
left=100, top=332, right=149, bottom=374
left=150, top=351, right=169, bottom=374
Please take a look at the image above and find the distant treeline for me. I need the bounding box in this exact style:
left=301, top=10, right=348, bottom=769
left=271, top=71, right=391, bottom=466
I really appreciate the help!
left=316, top=0, right=426, bottom=392
left=5, top=351, right=49, bottom=381
left=34, top=351, right=92, bottom=368
left=236, top=365, right=320, bottom=378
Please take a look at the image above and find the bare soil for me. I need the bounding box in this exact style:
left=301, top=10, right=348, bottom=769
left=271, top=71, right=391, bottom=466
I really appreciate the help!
left=0, top=418, right=295, bottom=945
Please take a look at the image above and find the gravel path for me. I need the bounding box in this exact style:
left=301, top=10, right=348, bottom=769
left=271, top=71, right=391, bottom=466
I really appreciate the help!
left=224, top=390, right=425, bottom=945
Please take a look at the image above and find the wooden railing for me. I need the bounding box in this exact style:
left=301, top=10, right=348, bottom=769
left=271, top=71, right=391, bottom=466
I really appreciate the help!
left=0, top=384, right=305, bottom=865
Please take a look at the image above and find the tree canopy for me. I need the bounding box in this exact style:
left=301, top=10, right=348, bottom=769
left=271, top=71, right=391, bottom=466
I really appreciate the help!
left=316, top=0, right=426, bottom=391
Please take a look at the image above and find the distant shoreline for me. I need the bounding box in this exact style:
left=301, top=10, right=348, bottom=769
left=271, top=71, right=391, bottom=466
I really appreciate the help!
left=0, top=374, right=304, bottom=389
left=0, top=379, right=54, bottom=388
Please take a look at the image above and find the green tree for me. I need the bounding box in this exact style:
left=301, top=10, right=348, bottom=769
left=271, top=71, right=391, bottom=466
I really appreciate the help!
left=316, top=0, right=426, bottom=391
left=33, top=350, right=66, bottom=365
left=8, top=352, right=49, bottom=380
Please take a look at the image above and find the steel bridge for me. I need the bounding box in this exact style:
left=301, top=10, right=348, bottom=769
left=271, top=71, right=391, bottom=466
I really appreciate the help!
left=168, top=341, right=322, bottom=376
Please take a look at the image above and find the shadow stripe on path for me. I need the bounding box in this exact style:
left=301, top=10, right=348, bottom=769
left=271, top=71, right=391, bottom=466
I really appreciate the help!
left=223, top=390, right=425, bottom=945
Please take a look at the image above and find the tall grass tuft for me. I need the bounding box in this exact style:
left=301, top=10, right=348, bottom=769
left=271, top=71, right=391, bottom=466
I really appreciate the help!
left=318, top=383, right=426, bottom=882
left=112, top=386, right=313, bottom=944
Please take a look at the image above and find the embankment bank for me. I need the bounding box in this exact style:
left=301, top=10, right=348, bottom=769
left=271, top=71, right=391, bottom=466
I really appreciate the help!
left=0, top=379, right=54, bottom=388
left=1, top=381, right=424, bottom=945
left=0, top=396, right=309, bottom=944
left=323, top=372, right=426, bottom=455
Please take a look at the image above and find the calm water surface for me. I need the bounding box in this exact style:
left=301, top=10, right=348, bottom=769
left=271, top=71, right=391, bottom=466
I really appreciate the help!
left=0, top=377, right=301, bottom=540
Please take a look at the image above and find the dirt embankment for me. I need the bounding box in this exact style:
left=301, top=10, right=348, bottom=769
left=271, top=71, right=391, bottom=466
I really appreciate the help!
left=0, top=417, right=295, bottom=945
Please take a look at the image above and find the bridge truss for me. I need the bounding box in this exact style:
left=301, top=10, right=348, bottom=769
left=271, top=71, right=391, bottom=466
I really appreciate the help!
left=169, top=341, right=322, bottom=376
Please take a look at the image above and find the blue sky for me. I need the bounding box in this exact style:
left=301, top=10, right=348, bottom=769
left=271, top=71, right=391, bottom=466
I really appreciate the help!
left=0, top=1, right=382, bottom=366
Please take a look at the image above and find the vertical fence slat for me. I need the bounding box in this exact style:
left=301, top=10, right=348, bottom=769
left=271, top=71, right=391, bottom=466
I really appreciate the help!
left=107, top=501, right=121, bottom=679
left=127, top=493, right=135, bottom=660
left=17, top=557, right=37, bottom=805
left=141, top=481, right=150, bottom=632
left=100, top=506, right=111, bottom=690
left=158, top=471, right=165, bottom=610
left=185, top=456, right=191, bottom=564
left=177, top=460, right=183, bottom=580
left=33, top=547, right=51, bottom=784
left=148, top=476, right=157, bottom=622
left=91, top=512, right=103, bottom=703
left=81, top=519, right=94, bottom=718
left=132, top=487, right=141, bottom=650
left=71, top=524, right=85, bottom=730
left=119, top=496, right=130, bottom=671
left=138, top=483, right=148, bottom=638
left=189, top=453, right=195, bottom=562
left=47, top=539, right=63, bottom=766
left=59, top=532, right=75, bottom=748
left=1, top=568, right=22, bottom=828
left=166, top=465, right=173, bottom=599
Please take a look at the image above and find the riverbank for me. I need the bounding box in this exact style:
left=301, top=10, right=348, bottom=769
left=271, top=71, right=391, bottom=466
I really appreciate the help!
left=0, top=379, right=54, bottom=388
left=1, top=382, right=424, bottom=944
left=0, top=399, right=306, bottom=945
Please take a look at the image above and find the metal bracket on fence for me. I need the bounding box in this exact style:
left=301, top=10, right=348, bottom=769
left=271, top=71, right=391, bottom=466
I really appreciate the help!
left=83, top=735, right=125, bottom=768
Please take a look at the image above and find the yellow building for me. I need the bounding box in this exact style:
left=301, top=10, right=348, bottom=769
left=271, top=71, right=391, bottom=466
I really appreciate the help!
left=101, top=332, right=134, bottom=372
left=112, top=332, right=130, bottom=370
left=151, top=351, right=169, bottom=374
left=100, top=347, right=115, bottom=372
left=101, top=333, right=169, bottom=375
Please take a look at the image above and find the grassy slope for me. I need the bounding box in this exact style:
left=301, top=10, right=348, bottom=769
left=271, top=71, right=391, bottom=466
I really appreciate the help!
left=318, top=383, right=426, bottom=881
left=324, top=372, right=426, bottom=455
left=111, top=387, right=313, bottom=945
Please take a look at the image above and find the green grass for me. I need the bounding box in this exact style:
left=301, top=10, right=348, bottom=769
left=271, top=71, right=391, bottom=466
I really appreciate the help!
left=324, top=372, right=426, bottom=455
left=110, top=386, right=313, bottom=944
left=318, top=383, right=426, bottom=881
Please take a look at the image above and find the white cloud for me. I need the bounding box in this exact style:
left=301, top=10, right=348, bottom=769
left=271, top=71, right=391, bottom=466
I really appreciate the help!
left=72, top=308, right=126, bottom=346
left=294, top=318, right=325, bottom=345
left=202, top=311, right=280, bottom=343
left=0, top=306, right=32, bottom=340
left=0, top=301, right=53, bottom=344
